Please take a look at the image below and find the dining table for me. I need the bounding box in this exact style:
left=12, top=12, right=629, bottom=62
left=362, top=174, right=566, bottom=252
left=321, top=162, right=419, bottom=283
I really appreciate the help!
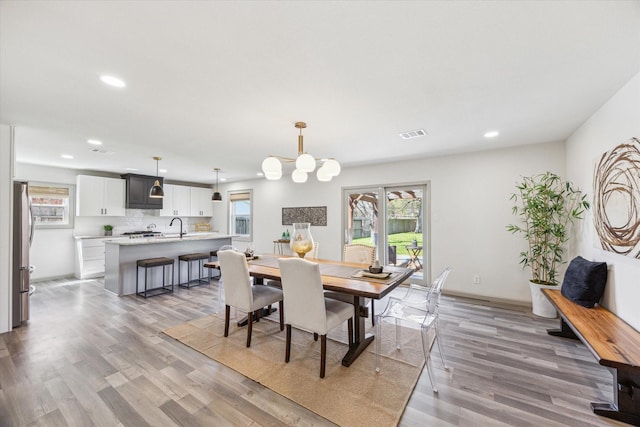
left=204, top=254, right=414, bottom=367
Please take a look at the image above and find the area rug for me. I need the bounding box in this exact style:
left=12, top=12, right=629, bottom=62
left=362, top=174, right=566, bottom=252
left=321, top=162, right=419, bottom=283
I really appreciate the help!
left=163, top=311, right=426, bottom=427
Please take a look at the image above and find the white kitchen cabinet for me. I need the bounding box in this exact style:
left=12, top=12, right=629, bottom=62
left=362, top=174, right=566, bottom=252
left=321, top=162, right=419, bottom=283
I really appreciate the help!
left=159, top=184, right=190, bottom=216
left=76, top=175, right=125, bottom=216
left=189, top=187, right=213, bottom=217
left=74, top=238, right=107, bottom=279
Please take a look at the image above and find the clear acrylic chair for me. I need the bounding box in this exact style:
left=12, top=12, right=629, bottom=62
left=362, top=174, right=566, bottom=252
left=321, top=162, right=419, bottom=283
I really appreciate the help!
left=375, top=267, right=451, bottom=393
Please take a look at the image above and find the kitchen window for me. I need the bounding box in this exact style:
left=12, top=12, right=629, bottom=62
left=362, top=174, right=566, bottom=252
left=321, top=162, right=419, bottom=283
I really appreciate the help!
left=29, top=182, right=75, bottom=228
left=228, top=190, right=252, bottom=241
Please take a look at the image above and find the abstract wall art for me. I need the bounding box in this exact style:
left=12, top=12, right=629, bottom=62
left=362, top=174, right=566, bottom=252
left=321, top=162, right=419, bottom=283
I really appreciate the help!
left=593, top=137, right=640, bottom=259
left=282, top=206, right=327, bottom=226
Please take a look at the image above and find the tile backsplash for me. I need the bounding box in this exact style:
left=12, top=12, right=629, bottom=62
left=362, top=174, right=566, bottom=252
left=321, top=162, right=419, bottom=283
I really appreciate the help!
left=74, top=210, right=208, bottom=236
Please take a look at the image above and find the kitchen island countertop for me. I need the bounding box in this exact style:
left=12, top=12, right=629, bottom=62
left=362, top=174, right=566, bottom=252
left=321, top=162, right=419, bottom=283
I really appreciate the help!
left=104, top=233, right=233, bottom=295
left=105, top=232, right=234, bottom=246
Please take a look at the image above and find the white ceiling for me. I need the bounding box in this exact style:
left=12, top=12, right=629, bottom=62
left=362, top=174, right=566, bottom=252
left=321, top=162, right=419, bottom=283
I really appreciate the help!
left=1, top=1, right=639, bottom=184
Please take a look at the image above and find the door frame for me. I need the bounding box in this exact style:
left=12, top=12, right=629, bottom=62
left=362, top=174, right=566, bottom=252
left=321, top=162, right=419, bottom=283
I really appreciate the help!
left=341, top=181, right=430, bottom=285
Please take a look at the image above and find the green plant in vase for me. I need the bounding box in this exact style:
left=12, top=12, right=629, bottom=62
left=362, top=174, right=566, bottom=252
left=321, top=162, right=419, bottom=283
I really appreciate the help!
left=104, top=224, right=114, bottom=236
left=506, top=171, right=589, bottom=317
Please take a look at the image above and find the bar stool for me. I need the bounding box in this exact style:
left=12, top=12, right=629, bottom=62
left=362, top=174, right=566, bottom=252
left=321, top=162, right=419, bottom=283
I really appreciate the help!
left=209, top=249, right=222, bottom=279
left=178, top=252, right=210, bottom=288
left=136, top=257, right=174, bottom=298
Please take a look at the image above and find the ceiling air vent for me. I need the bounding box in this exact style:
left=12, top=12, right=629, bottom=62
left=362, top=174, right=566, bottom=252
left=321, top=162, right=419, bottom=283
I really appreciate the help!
left=88, top=148, right=115, bottom=155
left=399, top=129, right=427, bottom=140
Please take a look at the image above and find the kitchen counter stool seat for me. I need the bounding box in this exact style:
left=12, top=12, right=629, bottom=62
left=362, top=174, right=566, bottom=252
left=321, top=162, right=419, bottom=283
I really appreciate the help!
left=136, top=257, right=174, bottom=298
left=178, top=252, right=210, bottom=288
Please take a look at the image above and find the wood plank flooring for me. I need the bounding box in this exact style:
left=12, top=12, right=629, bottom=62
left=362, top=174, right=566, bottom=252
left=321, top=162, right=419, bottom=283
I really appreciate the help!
left=0, top=277, right=630, bottom=426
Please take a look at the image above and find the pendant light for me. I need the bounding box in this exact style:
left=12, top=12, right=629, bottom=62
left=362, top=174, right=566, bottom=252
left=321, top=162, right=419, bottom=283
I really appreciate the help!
left=149, top=156, right=164, bottom=198
left=212, top=168, right=222, bottom=201
left=261, top=121, right=341, bottom=183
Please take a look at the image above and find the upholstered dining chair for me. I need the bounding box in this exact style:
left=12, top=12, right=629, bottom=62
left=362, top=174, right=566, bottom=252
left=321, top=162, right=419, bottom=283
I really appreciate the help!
left=374, top=267, right=451, bottom=393
left=325, top=244, right=377, bottom=325
left=278, top=257, right=354, bottom=378
left=218, top=250, right=284, bottom=347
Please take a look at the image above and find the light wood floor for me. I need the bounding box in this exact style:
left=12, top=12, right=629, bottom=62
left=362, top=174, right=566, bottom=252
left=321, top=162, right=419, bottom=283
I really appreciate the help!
left=0, top=277, right=630, bottom=427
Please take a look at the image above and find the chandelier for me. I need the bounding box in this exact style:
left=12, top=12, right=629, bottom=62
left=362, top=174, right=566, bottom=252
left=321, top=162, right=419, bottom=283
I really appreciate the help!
left=261, top=122, right=341, bottom=183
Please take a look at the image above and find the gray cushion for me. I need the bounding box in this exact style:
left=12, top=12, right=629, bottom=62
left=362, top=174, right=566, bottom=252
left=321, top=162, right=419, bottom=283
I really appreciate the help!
left=561, top=256, right=607, bottom=308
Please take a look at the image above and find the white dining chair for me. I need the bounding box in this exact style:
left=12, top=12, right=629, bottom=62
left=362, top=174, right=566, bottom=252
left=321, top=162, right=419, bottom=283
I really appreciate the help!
left=278, top=257, right=354, bottom=378
left=218, top=250, right=284, bottom=347
left=325, top=244, right=377, bottom=325
left=374, top=267, right=451, bottom=393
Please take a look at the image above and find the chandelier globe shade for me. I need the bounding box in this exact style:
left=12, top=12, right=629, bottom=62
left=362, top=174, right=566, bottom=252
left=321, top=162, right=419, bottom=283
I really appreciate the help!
left=265, top=169, right=282, bottom=180
left=316, top=165, right=332, bottom=182
left=296, top=153, right=315, bottom=172
left=323, top=159, right=341, bottom=177
left=291, top=169, right=308, bottom=183
left=261, top=121, right=340, bottom=182
left=261, top=157, right=281, bottom=175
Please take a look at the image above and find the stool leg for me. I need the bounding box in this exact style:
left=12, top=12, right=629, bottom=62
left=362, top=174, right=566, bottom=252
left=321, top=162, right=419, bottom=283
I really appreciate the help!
left=136, top=265, right=139, bottom=296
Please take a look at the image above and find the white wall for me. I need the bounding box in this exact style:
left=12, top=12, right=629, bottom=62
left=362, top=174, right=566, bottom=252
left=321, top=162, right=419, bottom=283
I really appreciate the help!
left=566, top=71, right=640, bottom=330
left=0, top=125, right=13, bottom=333
left=215, top=141, right=566, bottom=305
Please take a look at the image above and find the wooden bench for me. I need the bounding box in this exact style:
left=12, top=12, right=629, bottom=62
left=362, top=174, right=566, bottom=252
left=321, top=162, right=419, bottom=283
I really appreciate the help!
left=543, top=289, right=640, bottom=425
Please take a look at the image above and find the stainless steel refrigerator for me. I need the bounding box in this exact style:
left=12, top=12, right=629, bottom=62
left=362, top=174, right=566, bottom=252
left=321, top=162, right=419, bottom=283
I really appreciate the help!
left=12, top=181, right=34, bottom=328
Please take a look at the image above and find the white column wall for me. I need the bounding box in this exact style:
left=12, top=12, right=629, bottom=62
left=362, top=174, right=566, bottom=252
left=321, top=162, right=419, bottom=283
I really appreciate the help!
left=214, top=141, right=565, bottom=305
left=566, top=71, right=640, bottom=330
left=0, top=124, right=13, bottom=333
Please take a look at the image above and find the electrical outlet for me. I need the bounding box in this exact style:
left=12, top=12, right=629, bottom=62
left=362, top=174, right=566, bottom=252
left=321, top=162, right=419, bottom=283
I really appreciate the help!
left=473, top=275, right=481, bottom=284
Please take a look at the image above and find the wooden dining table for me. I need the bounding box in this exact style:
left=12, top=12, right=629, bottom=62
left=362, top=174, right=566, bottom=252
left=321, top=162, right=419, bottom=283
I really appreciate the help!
left=204, top=254, right=414, bottom=367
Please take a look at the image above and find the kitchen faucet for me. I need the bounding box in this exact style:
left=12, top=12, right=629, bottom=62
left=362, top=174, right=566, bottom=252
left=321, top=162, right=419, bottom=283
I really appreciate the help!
left=169, top=217, right=184, bottom=238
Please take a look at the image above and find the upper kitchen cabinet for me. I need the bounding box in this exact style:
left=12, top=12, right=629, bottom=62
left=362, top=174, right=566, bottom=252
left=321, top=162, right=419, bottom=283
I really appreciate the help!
left=122, top=174, right=163, bottom=209
left=190, top=187, right=213, bottom=217
left=76, top=175, right=125, bottom=216
left=159, top=184, right=190, bottom=216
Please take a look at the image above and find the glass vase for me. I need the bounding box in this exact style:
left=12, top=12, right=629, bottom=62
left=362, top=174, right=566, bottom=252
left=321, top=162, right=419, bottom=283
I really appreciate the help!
left=290, top=223, right=314, bottom=258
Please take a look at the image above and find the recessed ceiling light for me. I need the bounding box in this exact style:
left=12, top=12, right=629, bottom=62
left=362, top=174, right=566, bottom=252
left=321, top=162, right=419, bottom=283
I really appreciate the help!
left=100, top=75, right=126, bottom=88
left=159, top=169, right=167, bottom=173
left=220, top=178, right=227, bottom=182
left=484, top=130, right=500, bottom=138
left=61, top=154, right=74, bottom=159
left=125, top=168, right=138, bottom=171
left=87, top=139, right=102, bottom=145
left=257, top=172, right=264, bottom=176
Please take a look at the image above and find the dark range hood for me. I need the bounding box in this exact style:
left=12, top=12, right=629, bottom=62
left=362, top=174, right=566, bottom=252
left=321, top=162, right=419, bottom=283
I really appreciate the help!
left=121, top=174, right=163, bottom=209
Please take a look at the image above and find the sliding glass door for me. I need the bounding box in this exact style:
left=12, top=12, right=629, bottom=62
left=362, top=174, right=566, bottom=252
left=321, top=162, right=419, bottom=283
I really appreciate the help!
left=343, top=183, right=429, bottom=284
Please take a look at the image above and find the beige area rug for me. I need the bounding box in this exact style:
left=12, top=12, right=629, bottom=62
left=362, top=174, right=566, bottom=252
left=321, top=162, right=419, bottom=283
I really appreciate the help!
left=163, top=311, right=426, bottom=427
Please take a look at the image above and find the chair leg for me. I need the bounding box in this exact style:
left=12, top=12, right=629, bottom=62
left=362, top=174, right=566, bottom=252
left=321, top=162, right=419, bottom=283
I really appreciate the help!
left=425, top=354, right=438, bottom=393
left=435, top=327, right=449, bottom=370
left=375, top=315, right=382, bottom=372
left=278, top=300, right=284, bottom=331
left=320, top=335, right=327, bottom=378
left=395, top=318, right=401, bottom=349
left=246, top=311, right=253, bottom=347
left=224, top=305, right=231, bottom=337
left=285, top=324, right=292, bottom=363
left=313, top=332, right=319, bottom=341
left=371, top=300, right=375, bottom=326
left=421, top=325, right=439, bottom=393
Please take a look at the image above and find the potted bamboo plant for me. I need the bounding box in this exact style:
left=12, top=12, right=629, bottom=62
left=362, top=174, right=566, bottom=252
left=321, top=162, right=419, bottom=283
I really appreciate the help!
left=103, top=224, right=113, bottom=236
left=506, top=172, right=589, bottom=317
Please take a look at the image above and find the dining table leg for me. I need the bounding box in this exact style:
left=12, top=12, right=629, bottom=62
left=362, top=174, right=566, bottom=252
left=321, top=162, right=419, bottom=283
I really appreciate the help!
left=341, top=295, right=374, bottom=367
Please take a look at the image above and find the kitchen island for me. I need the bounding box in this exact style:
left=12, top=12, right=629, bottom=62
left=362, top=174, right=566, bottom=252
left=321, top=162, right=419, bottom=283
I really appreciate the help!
left=104, top=233, right=233, bottom=295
